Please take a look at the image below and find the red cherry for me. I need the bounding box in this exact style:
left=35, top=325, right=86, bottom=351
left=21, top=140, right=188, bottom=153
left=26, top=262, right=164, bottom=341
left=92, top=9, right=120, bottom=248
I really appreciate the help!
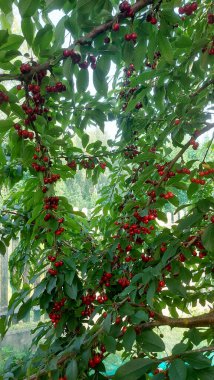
left=115, top=316, right=121, bottom=324
left=113, top=23, right=120, bottom=31
left=93, top=355, right=101, bottom=365
left=150, top=17, right=157, bottom=25
left=149, top=310, right=155, bottom=318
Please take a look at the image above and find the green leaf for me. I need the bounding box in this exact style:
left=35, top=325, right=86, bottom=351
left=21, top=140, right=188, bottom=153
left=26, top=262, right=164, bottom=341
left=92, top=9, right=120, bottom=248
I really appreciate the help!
left=114, top=358, right=155, bottom=380
left=175, top=36, right=192, bottom=48
left=201, top=224, right=214, bottom=253
left=182, top=353, right=211, bottom=370
left=81, top=133, right=89, bottom=148
left=21, top=17, right=34, bottom=46
left=17, top=299, right=32, bottom=321
left=0, top=0, right=12, bottom=14
left=33, top=25, right=53, bottom=54
left=103, top=335, right=117, bottom=353
left=158, top=34, right=174, bottom=64
left=66, top=359, right=78, bottom=380
left=0, top=34, right=24, bottom=51
left=0, top=119, right=13, bottom=133
left=18, top=0, right=40, bottom=17
left=93, top=66, right=108, bottom=96
left=197, top=367, right=214, bottom=380
left=172, top=343, right=189, bottom=355
left=0, top=240, right=6, bottom=255
left=0, top=316, right=6, bottom=337
left=169, top=359, right=187, bottom=380
left=64, top=282, right=77, bottom=300
left=103, top=313, right=111, bottom=333
left=166, top=278, right=187, bottom=297
left=77, top=68, right=89, bottom=93
left=0, top=30, right=9, bottom=45
left=141, top=331, right=165, bottom=352
left=146, top=281, right=156, bottom=307
left=177, top=212, right=202, bottom=232
left=123, top=327, right=136, bottom=351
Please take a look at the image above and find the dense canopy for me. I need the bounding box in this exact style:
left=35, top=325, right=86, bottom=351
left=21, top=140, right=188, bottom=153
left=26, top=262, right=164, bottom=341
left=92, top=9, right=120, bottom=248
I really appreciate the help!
left=0, top=1, right=213, bottom=379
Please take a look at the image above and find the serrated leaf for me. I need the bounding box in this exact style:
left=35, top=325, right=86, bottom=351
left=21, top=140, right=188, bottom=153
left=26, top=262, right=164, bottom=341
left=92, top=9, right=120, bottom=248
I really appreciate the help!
left=201, top=224, right=214, bottom=253
left=114, top=358, right=155, bottom=380
left=158, top=34, right=173, bottom=64
left=141, top=330, right=165, bottom=352
left=21, top=17, right=34, bottom=46
left=18, top=0, right=40, bottom=17
left=169, top=359, right=187, bottom=380
left=123, top=327, right=136, bottom=351
left=66, top=359, right=78, bottom=380
left=103, top=335, right=116, bottom=353
left=77, top=68, right=89, bottom=93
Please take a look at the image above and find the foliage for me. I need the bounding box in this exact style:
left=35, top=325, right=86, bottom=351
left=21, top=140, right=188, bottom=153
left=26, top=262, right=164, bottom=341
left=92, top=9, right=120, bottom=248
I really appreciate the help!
left=0, top=1, right=213, bottom=380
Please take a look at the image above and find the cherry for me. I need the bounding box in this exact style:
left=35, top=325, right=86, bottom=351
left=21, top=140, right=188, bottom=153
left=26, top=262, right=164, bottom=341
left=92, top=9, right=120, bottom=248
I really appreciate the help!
left=48, top=269, right=58, bottom=276
left=124, top=33, right=132, bottom=41
left=149, top=310, right=155, bottom=318
left=158, top=280, right=165, bottom=288
left=113, top=23, right=120, bottom=31
left=104, top=36, right=110, bottom=44
left=135, top=102, right=142, bottom=109
left=63, top=49, right=73, bottom=57
left=208, top=14, right=214, bottom=24
left=115, top=316, right=121, bottom=324
left=150, top=17, right=157, bottom=25
left=20, top=63, right=31, bottom=74
left=93, top=355, right=101, bottom=365
left=174, top=118, right=180, bottom=125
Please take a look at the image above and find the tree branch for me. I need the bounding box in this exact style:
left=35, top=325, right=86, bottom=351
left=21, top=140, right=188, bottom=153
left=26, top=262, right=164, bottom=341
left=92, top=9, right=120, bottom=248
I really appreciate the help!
left=139, top=310, right=214, bottom=330
left=0, top=1, right=153, bottom=83
left=76, top=0, right=153, bottom=44
left=190, top=78, right=214, bottom=97
left=154, top=122, right=214, bottom=191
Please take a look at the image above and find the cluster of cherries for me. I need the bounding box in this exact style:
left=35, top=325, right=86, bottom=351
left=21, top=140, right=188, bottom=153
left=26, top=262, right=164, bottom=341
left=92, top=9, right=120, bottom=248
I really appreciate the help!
left=48, top=253, right=64, bottom=276
left=124, top=144, right=139, bottom=159
left=202, top=40, right=214, bottom=55
left=145, top=51, right=161, bottom=70
left=49, top=297, right=66, bottom=327
left=176, top=167, right=191, bottom=175
left=160, top=191, right=175, bottom=200
left=99, top=272, right=113, bottom=287
left=43, top=196, right=59, bottom=210
left=14, top=123, right=34, bottom=140
left=44, top=173, right=61, bottom=184
left=190, top=137, right=199, bottom=150
left=67, top=159, right=106, bottom=171
left=63, top=49, right=97, bottom=70
left=156, top=164, right=176, bottom=181
left=118, top=276, right=130, bottom=288
left=190, top=177, right=206, bottom=185
left=0, top=91, right=9, bottom=104
left=124, top=32, right=138, bottom=42
left=81, top=293, right=96, bottom=317
left=187, top=236, right=207, bottom=259
left=46, top=82, right=66, bottom=93
left=119, top=1, right=134, bottom=17
left=88, top=345, right=106, bottom=369
left=198, top=168, right=214, bottom=176
left=146, top=14, right=158, bottom=25
left=178, top=2, right=198, bottom=16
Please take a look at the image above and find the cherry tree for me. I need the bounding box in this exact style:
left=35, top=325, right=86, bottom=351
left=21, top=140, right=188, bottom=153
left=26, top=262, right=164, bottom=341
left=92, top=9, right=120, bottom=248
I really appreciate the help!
left=0, top=1, right=213, bottom=379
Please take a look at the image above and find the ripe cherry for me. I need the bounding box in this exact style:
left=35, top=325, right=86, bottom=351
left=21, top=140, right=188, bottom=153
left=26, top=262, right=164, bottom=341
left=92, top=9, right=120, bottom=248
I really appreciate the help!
left=113, top=23, right=120, bottom=31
